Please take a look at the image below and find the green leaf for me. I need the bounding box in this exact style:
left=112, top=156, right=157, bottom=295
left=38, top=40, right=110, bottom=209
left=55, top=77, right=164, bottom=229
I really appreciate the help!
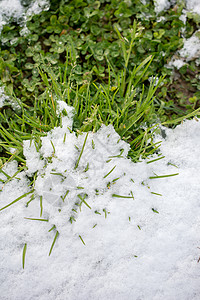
left=90, top=25, right=101, bottom=36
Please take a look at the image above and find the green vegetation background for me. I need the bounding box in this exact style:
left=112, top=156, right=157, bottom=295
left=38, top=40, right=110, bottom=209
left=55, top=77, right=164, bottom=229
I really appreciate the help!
left=0, top=0, right=200, bottom=166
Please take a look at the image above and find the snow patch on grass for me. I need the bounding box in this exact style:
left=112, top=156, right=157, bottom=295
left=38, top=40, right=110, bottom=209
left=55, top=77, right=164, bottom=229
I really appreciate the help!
left=154, top=0, right=200, bottom=15
left=179, top=34, right=200, bottom=61
left=154, top=0, right=171, bottom=13
left=186, top=0, right=200, bottom=15
left=0, top=104, right=200, bottom=299
left=0, top=86, right=9, bottom=108
left=0, top=0, right=49, bottom=32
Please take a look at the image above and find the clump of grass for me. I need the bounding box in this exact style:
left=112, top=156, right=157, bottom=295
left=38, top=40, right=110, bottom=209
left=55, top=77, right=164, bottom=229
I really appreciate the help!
left=1, top=16, right=200, bottom=167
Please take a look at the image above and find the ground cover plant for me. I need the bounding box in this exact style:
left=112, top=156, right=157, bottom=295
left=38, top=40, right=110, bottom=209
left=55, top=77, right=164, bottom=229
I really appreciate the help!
left=1, top=0, right=200, bottom=166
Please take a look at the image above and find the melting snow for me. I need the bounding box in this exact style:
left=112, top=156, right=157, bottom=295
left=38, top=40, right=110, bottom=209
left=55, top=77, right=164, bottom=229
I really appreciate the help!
left=0, top=102, right=200, bottom=300
left=154, top=0, right=200, bottom=14
left=0, top=86, right=9, bottom=108
left=0, top=0, right=49, bottom=32
left=186, top=0, right=200, bottom=15
left=169, top=32, right=200, bottom=69
left=179, top=33, right=200, bottom=61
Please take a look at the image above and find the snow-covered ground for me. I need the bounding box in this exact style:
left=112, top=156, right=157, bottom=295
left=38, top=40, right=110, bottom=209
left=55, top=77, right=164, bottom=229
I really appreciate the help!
left=0, top=102, right=200, bottom=300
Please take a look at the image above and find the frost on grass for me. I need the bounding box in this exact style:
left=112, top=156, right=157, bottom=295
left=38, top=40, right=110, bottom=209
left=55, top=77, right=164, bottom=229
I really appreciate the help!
left=0, top=103, right=200, bottom=299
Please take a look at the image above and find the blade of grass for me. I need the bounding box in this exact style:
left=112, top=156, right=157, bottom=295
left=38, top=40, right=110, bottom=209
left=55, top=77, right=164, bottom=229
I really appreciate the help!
left=151, top=192, right=162, bottom=196
left=0, top=190, right=34, bottom=211
left=22, top=243, right=27, bottom=269
left=149, top=173, right=179, bottom=179
left=74, top=132, right=89, bottom=169
left=77, top=194, right=91, bottom=209
left=147, top=156, right=165, bottom=164
left=40, top=196, right=43, bottom=217
left=24, top=217, right=49, bottom=222
left=49, top=230, right=59, bottom=256
left=162, top=108, right=200, bottom=125
left=79, top=235, right=85, bottom=245
left=103, top=165, right=116, bottom=179
left=61, top=190, right=69, bottom=202
left=112, top=193, right=134, bottom=199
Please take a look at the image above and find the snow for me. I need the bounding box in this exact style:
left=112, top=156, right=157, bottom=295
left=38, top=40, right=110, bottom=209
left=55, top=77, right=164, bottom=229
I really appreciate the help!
left=0, top=85, right=21, bottom=110
left=179, top=34, right=200, bottom=61
left=0, top=103, right=200, bottom=299
left=186, top=0, right=200, bottom=15
left=154, top=0, right=200, bottom=14
left=0, top=0, right=49, bottom=32
left=169, top=31, right=200, bottom=69
left=0, top=86, right=9, bottom=108
left=169, top=58, right=186, bottom=69
left=154, top=0, right=171, bottom=13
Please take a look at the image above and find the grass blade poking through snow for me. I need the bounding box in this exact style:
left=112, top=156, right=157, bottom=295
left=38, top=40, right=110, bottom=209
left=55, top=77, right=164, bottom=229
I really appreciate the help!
left=103, top=165, right=116, bottom=179
left=151, top=192, right=162, bottom=196
left=61, top=190, right=69, bottom=202
left=0, top=190, right=34, bottom=211
left=79, top=235, right=85, bottom=245
left=40, top=196, right=43, bottom=217
left=49, top=230, right=59, bottom=256
left=75, top=132, right=89, bottom=170
left=77, top=194, right=91, bottom=209
left=24, top=218, right=49, bottom=222
left=112, top=193, right=134, bottom=200
left=147, top=156, right=165, bottom=164
left=149, top=173, right=179, bottom=179
left=22, top=243, right=27, bottom=269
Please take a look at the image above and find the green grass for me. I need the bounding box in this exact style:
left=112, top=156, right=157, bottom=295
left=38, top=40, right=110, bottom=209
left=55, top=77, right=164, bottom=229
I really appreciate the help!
left=0, top=46, right=159, bottom=165
left=0, top=51, right=200, bottom=167
left=0, top=0, right=200, bottom=166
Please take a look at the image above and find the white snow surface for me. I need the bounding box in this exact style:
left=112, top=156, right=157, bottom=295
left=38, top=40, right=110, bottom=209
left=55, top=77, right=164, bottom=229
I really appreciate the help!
left=179, top=34, right=200, bottom=61
left=186, top=0, right=200, bottom=15
left=0, top=104, right=200, bottom=300
left=0, top=85, right=21, bottom=110
left=154, top=0, right=200, bottom=14
left=0, top=86, right=9, bottom=108
left=154, top=0, right=171, bottom=13
left=0, top=0, right=49, bottom=32
left=169, top=31, right=200, bottom=68
left=169, top=58, right=186, bottom=69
